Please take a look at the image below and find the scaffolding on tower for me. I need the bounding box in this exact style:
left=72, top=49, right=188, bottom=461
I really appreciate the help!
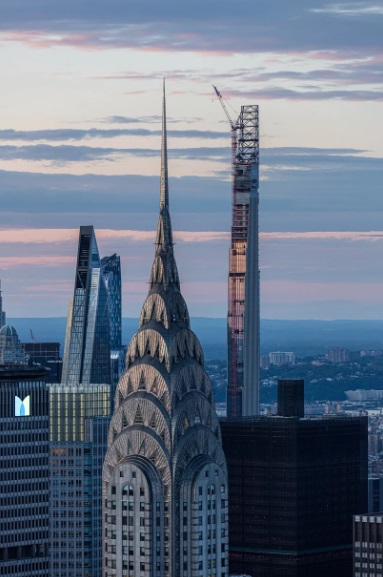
left=213, top=87, right=260, bottom=417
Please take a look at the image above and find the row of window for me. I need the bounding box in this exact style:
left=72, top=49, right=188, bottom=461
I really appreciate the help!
left=355, top=542, right=383, bottom=548
left=355, top=562, right=382, bottom=569
left=0, top=444, right=48, bottom=456
left=0, top=470, right=48, bottom=481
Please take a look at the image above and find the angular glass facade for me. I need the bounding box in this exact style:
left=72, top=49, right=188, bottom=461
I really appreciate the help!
left=101, top=254, right=122, bottom=350
left=61, top=226, right=111, bottom=386
left=101, top=253, right=125, bottom=402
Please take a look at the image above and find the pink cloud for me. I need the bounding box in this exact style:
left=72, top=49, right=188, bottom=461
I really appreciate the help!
left=0, top=228, right=230, bottom=244
left=0, top=256, right=74, bottom=268
left=261, top=231, right=383, bottom=242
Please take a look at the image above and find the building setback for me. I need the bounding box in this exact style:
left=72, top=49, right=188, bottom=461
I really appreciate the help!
left=0, top=366, right=49, bottom=576
left=221, top=379, right=368, bottom=577
left=103, top=83, right=229, bottom=577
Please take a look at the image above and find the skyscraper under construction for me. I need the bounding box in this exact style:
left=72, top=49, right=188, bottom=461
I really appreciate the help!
left=214, top=88, right=260, bottom=417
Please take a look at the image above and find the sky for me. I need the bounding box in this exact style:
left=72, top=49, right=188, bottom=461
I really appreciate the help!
left=0, top=0, right=382, bottom=320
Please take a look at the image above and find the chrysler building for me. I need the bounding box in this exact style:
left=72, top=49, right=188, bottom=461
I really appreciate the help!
left=103, top=83, right=229, bottom=577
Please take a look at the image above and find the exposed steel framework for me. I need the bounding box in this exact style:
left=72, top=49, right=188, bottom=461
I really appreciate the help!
left=214, top=88, right=259, bottom=417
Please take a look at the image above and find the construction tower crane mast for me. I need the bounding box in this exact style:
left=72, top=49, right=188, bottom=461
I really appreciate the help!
left=212, top=85, right=239, bottom=174
left=213, top=86, right=260, bottom=418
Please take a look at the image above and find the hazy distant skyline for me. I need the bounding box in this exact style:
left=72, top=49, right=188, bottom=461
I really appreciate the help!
left=0, top=0, right=382, bottom=319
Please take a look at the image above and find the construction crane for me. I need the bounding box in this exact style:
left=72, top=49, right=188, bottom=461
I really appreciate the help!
left=212, top=85, right=239, bottom=170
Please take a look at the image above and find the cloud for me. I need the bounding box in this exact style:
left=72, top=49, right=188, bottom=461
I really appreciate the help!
left=0, top=142, right=375, bottom=166
left=0, top=256, right=74, bottom=268
left=0, top=0, right=382, bottom=55
left=0, top=144, right=229, bottom=164
left=0, top=142, right=382, bottom=234
left=0, top=127, right=227, bottom=143
left=105, top=115, right=203, bottom=125
left=225, top=86, right=383, bottom=101
left=262, top=231, right=383, bottom=242
left=311, top=3, right=383, bottom=16
left=0, top=228, right=230, bottom=245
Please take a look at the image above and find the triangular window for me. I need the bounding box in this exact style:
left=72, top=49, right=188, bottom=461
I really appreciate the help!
left=134, top=405, right=144, bottom=425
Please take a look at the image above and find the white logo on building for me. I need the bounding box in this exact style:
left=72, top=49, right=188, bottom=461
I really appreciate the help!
left=15, top=395, right=30, bottom=416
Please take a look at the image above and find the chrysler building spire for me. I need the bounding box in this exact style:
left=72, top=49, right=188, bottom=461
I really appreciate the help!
left=160, top=78, right=169, bottom=209
left=151, top=79, right=179, bottom=292
left=103, top=85, right=229, bottom=577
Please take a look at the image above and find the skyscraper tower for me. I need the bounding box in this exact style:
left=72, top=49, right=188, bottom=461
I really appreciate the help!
left=225, top=104, right=260, bottom=417
left=50, top=226, right=112, bottom=577
left=103, top=84, right=229, bottom=577
left=61, top=226, right=111, bottom=386
left=101, top=254, right=122, bottom=351
left=101, top=253, right=126, bottom=401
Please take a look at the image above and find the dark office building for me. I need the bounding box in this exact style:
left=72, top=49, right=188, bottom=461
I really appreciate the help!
left=0, top=366, right=49, bottom=576
left=221, top=379, right=368, bottom=577
left=23, top=342, right=62, bottom=383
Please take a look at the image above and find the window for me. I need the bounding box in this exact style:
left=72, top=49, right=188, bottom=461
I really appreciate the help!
left=123, top=485, right=134, bottom=497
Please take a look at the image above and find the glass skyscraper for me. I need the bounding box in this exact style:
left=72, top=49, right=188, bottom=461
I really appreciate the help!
left=61, top=226, right=111, bottom=387
left=101, top=253, right=126, bottom=403
left=101, top=254, right=122, bottom=351
left=50, top=226, right=113, bottom=577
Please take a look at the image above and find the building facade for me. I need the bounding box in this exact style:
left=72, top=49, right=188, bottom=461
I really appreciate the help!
left=268, top=351, right=295, bottom=366
left=354, top=514, right=383, bottom=576
left=0, top=366, right=49, bottom=576
left=328, top=347, right=350, bottom=364
left=49, top=226, right=112, bottom=577
left=368, top=476, right=383, bottom=513
left=226, top=105, right=260, bottom=418
left=103, top=85, right=229, bottom=577
left=101, top=253, right=126, bottom=403
left=221, top=379, right=368, bottom=577
left=101, top=254, right=122, bottom=351
left=49, top=385, right=111, bottom=577
left=0, top=324, right=25, bottom=365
